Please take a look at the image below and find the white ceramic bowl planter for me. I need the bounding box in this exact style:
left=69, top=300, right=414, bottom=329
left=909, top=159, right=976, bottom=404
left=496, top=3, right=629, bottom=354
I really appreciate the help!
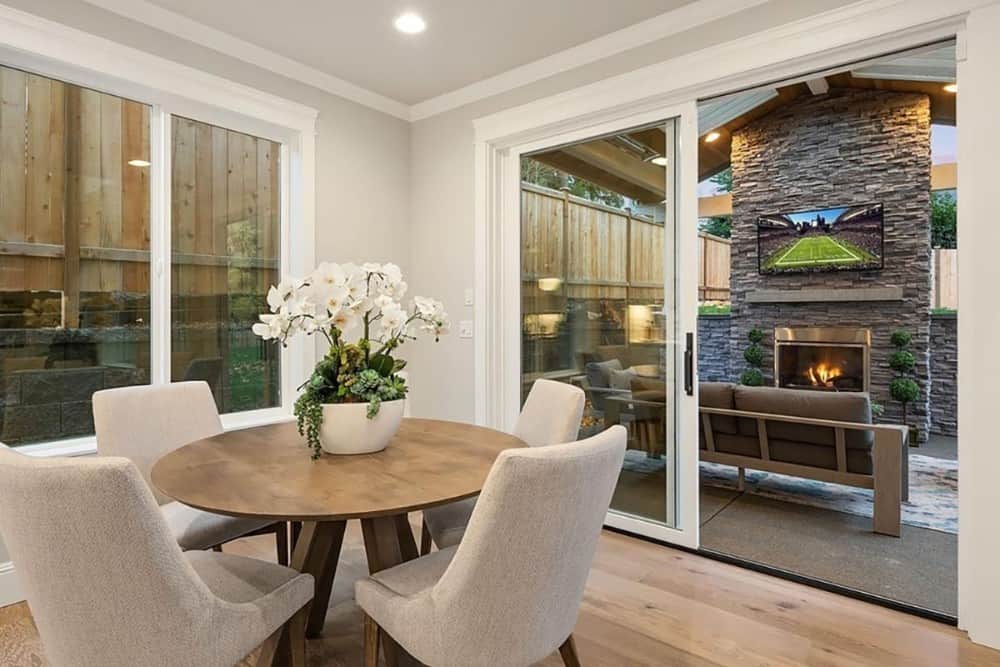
left=319, top=399, right=405, bottom=455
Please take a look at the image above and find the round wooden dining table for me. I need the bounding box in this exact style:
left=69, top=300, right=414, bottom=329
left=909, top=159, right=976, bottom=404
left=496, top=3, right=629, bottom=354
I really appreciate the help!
left=151, top=417, right=525, bottom=645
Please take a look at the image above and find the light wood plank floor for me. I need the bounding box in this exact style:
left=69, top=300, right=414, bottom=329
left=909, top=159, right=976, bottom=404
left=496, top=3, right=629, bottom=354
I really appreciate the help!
left=2, top=520, right=997, bottom=666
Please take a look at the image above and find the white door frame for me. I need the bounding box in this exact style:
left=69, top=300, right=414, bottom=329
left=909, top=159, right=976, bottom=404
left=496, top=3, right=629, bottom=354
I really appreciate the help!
left=485, top=103, right=702, bottom=547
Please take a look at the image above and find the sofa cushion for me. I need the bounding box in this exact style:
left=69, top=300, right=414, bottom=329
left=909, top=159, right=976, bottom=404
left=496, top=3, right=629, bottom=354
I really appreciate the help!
left=768, top=439, right=873, bottom=474
left=584, top=359, right=623, bottom=389
left=700, top=432, right=760, bottom=458
left=630, top=376, right=666, bottom=402
left=609, top=368, right=637, bottom=391
left=699, top=382, right=739, bottom=436
left=733, top=386, right=874, bottom=450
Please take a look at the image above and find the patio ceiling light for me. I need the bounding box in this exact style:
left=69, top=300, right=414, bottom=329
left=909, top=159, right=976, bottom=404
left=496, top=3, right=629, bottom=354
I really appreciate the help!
left=943, top=83, right=958, bottom=93
left=394, top=12, right=426, bottom=34
left=704, top=131, right=721, bottom=143
left=650, top=156, right=669, bottom=166
left=127, top=159, right=151, bottom=167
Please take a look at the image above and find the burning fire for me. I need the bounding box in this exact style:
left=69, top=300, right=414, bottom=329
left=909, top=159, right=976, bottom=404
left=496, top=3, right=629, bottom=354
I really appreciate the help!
left=808, top=363, right=843, bottom=387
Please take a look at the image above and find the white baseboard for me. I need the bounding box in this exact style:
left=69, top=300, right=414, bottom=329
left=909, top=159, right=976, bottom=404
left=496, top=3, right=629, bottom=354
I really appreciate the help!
left=0, top=561, right=23, bottom=608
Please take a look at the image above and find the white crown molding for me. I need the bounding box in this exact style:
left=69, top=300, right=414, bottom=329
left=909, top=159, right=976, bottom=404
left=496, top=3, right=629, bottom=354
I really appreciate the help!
left=0, top=4, right=317, bottom=134
left=407, top=0, right=770, bottom=121
left=80, top=0, right=410, bottom=120
left=472, top=0, right=980, bottom=144
left=76, top=0, right=767, bottom=123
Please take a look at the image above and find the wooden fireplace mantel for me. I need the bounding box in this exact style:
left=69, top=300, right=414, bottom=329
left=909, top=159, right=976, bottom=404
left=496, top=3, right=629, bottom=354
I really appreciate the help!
left=746, top=287, right=904, bottom=303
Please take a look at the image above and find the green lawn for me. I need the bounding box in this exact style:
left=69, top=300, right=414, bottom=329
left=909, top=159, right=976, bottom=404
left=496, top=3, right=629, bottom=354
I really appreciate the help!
left=762, top=235, right=878, bottom=271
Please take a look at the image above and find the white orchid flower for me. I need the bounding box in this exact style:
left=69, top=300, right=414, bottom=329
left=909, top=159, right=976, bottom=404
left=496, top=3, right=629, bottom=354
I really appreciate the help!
left=252, top=313, right=284, bottom=340
left=323, top=285, right=351, bottom=314
left=266, top=281, right=294, bottom=313
left=380, top=304, right=406, bottom=333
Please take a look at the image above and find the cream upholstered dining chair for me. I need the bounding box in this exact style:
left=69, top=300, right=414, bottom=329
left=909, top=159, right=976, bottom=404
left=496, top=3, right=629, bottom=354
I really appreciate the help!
left=356, top=425, right=626, bottom=667
left=93, top=381, right=287, bottom=561
left=0, top=445, right=314, bottom=667
left=420, top=378, right=585, bottom=552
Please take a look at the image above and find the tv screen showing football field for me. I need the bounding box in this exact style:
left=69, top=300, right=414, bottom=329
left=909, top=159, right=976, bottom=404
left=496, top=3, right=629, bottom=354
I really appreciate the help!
left=757, top=203, right=884, bottom=275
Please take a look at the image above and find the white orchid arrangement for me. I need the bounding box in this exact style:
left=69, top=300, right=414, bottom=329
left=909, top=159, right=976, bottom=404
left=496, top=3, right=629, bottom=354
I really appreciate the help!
left=253, top=261, right=449, bottom=458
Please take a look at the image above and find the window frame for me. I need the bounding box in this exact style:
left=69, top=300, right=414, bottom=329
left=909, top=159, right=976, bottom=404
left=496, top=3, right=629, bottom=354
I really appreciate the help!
left=0, top=8, right=317, bottom=456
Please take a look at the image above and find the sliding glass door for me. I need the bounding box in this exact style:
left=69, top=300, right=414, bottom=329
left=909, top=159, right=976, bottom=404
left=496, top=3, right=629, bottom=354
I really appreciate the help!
left=518, top=107, right=699, bottom=546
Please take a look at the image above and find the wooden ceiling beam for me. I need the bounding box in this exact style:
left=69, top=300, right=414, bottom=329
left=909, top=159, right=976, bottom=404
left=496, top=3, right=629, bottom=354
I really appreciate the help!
left=528, top=150, right=662, bottom=204
left=561, top=140, right=665, bottom=198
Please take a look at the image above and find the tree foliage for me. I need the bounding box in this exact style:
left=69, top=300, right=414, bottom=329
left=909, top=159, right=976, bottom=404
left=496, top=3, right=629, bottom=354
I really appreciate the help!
left=710, top=168, right=733, bottom=193
left=521, top=159, right=625, bottom=208
left=699, top=216, right=732, bottom=239
left=931, top=190, right=957, bottom=249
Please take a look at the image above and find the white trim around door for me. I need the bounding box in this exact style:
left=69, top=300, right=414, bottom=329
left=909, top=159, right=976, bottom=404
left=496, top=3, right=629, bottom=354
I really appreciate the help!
left=475, top=101, right=703, bottom=548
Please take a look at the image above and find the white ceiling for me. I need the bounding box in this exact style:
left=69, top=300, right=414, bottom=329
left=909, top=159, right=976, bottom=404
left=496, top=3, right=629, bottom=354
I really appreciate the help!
left=94, top=0, right=695, bottom=109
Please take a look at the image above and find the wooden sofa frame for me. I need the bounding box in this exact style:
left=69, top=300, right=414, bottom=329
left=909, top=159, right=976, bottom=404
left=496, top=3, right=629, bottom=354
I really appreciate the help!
left=700, top=407, right=908, bottom=537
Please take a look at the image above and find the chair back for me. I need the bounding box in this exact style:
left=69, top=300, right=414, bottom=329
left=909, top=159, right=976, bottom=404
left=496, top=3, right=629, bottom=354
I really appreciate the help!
left=432, top=425, right=626, bottom=665
left=0, top=446, right=219, bottom=666
left=514, top=379, right=585, bottom=446
left=93, top=381, right=222, bottom=504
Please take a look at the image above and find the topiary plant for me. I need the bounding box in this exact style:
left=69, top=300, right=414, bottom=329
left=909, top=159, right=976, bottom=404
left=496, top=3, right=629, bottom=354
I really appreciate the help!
left=888, top=328, right=920, bottom=443
left=740, top=368, right=764, bottom=386
left=740, top=327, right=766, bottom=386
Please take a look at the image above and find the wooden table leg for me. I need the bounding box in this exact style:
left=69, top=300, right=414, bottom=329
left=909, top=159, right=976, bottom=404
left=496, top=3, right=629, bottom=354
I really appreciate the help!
left=360, top=514, right=421, bottom=666
left=289, top=520, right=347, bottom=639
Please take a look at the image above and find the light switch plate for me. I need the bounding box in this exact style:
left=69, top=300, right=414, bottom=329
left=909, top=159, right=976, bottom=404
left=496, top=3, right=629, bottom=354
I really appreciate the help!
left=464, top=288, right=474, bottom=306
left=459, top=320, right=473, bottom=338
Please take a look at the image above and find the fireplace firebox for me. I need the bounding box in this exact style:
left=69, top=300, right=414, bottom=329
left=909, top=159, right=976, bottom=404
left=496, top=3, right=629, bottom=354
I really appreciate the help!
left=774, top=327, right=870, bottom=392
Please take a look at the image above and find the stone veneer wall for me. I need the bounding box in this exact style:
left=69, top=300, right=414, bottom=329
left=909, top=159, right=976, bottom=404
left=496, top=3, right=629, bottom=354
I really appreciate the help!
left=930, top=314, right=957, bottom=436
left=695, top=312, right=957, bottom=436
left=698, top=315, right=731, bottom=382
left=729, top=88, right=932, bottom=438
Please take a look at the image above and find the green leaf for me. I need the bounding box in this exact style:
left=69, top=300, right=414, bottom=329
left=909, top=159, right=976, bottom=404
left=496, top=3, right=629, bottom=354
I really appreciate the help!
left=369, top=353, right=395, bottom=377
left=392, top=358, right=408, bottom=372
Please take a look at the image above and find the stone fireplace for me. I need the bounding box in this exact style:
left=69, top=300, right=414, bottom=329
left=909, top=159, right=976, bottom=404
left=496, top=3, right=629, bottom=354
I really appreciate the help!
left=774, top=327, right=870, bottom=392
left=727, top=87, right=932, bottom=438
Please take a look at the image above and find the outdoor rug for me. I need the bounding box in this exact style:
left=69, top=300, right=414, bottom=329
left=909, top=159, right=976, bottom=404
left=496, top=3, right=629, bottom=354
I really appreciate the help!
left=622, top=450, right=958, bottom=533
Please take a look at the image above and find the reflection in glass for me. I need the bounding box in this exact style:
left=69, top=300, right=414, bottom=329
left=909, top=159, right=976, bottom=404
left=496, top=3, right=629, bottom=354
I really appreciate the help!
left=0, top=67, right=151, bottom=445
left=169, top=117, right=280, bottom=413
left=520, top=120, right=677, bottom=525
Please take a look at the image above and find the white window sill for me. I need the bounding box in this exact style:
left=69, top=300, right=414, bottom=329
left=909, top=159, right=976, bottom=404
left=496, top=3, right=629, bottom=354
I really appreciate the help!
left=15, top=408, right=296, bottom=458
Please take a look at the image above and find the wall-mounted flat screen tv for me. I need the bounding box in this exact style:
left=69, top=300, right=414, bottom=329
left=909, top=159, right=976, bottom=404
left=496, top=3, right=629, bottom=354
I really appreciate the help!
left=757, top=203, right=884, bottom=274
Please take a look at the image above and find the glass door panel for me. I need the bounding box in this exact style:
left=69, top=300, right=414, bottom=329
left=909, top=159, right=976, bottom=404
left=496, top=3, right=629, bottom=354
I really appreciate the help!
left=520, top=117, right=683, bottom=529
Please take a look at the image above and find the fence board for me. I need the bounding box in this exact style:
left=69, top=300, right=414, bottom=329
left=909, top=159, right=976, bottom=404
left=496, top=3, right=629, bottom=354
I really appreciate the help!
left=933, top=248, right=958, bottom=310
left=0, top=69, right=27, bottom=292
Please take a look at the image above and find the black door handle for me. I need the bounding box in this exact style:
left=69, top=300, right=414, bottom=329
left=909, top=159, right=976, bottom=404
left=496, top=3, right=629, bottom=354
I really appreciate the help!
left=684, top=332, right=694, bottom=396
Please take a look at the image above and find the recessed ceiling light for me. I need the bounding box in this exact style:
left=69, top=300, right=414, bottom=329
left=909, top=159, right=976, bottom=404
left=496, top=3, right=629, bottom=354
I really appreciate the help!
left=394, top=12, right=426, bottom=34
left=650, top=156, right=668, bottom=166
left=704, top=131, right=721, bottom=143
left=128, top=159, right=151, bottom=167
left=943, top=83, right=958, bottom=93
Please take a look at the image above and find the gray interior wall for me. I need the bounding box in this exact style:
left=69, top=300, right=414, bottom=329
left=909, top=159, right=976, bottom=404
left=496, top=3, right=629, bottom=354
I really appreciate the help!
left=405, top=0, right=857, bottom=421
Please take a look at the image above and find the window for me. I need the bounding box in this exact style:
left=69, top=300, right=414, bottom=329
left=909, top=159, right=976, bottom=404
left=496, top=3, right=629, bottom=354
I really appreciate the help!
left=170, top=117, right=280, bottom=413
left=0, top=57, right=304, bottom=450
left=0, top=66, right=151, bottom=446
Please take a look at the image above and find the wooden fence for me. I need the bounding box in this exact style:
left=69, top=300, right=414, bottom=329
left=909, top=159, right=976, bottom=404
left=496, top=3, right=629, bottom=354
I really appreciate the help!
left=521, top=183, right=730, bottom=304
left=0, top=68, right=280, bottom=320
left=0, top=66, right=280, bottom=406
